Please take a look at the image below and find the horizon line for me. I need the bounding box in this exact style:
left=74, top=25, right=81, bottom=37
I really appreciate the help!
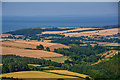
left=1, top=0, right=120, bottom=2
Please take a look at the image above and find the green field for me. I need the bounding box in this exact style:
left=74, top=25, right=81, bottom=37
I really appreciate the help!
left=43, top=56, right=68, bottom=63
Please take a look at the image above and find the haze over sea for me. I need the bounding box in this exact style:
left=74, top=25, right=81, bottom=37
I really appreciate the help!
left=2, top=2, right=118, bottom=33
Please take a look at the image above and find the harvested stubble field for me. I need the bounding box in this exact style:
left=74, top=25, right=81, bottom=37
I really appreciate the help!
left=47, top=70, right=90, bottom=78
left=2, top=46, right=63, bottom=58
left=15, top=40, right=70, bottom=51
left=2, top=39, right=69, bottom=51
left=64, top=28, right=119, bottom=37
left=1, top=71, right=79, bottom=78
left=2, top=40, right=36, bottom=49
left=42, top=28, right=99, bottom=34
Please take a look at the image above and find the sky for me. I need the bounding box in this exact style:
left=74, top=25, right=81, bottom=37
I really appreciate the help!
left=1, top=0, right=120, bottom=2
left=2, top=2, right=118, bottom=32
left=2, top=2, right=118, bottom=17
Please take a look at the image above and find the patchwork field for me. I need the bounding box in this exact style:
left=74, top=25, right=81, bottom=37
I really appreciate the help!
left=1, top=39, right=69, bottom=55
left=42, top=28, right=99, bottom=34
left=1, top=71, right=78, bottom=78
left=46, top=70, right=90, bottom=78
left=64, top=28, right=119, bottom=37
left=2, top=46, right=63, bottom=58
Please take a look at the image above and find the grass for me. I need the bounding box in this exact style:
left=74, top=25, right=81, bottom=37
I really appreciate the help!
left=28, top=64, right=41, bottom=67
left=42, top=57, right=68, bottom=63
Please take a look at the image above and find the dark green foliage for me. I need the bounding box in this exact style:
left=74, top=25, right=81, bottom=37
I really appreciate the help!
left=86, top=77, right=90, bottom=80
left=54, top=45, right=107, bottom=64
left=51, top=37, right=83, bottom=45
left=2, top=55, right=62, bottom=73
left=46, top=47, right=50, bottom=51
left=57, top=78, right=64, bottom=80
left=36, top=44, right=44, bottom=50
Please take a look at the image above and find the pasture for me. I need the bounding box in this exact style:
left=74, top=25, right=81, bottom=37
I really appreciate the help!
left=43, top=56, right=68, bottom=63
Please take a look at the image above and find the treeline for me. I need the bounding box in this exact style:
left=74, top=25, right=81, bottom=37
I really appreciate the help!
left=5, top=27, right=74, bottom=36
left=2, top=55, right=62, bottom=73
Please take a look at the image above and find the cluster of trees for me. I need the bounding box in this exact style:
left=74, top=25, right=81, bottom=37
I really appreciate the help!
left=36, top=44, right=50, bottom=51
left=51, top=37, right=83, bottom=45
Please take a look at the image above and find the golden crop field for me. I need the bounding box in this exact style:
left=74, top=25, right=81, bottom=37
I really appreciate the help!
left=2, top=46, right=63, bottom=58
left=64, top=28, right=119, bottom=37
left=2, top=40, right=36, bottom=49
left=42, top=28, right=99, bottom=34
left=47, top=70, right=90, bottom=78
left=1, top=71, right=78, bottom=78
left=1, top=40, right=69, bottom=58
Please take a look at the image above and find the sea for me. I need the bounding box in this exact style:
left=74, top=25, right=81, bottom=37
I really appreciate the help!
left=2, top=17, right=117, bottom=33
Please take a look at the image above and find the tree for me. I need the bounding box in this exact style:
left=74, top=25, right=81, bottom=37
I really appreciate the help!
left=46, top=47, right=50, bottom=51
left=86, top=77, right=90, bottom=80
left=36, top=44, right=44, bottom=50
